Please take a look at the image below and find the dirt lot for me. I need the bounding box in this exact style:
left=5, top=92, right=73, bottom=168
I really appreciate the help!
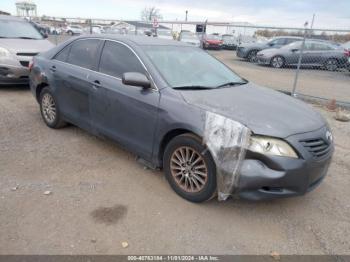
left=1, top=51, right=350, bottom=255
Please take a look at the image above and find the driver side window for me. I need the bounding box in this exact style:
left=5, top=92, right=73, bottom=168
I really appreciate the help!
left=99, top=41, right=146, bottom=79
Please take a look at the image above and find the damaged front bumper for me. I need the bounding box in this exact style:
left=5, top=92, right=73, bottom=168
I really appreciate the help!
left=236, top=126, right=334, bottom=200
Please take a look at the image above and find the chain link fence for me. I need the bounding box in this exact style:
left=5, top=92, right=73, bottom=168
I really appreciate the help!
left=32, top=16, right=350, bottom=106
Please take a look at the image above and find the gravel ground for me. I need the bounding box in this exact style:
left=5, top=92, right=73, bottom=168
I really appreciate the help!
left=0, top=53, right=350, bottom=255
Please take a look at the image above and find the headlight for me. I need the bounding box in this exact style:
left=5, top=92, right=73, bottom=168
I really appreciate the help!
left=249, top=136, right=298, bottom=158
left=0, top=47, right=11, bottom=57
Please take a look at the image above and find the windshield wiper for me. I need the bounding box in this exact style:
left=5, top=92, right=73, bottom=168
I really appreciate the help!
left=216, top=81, right=247, bottom=88
left=172, top=85, right=215, bottom=90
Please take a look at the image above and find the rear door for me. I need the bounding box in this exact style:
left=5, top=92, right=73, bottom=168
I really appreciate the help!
left=51, top=39, right=103, bottom=131
left=90, top=40, right=160, bottom=160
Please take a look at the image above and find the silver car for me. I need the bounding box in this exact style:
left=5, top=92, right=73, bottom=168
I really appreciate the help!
left=178, top=31, right=200, bottom=47
left=0, top=15, right=54, bottom=85
left=257, top=39, right=349, bottom=71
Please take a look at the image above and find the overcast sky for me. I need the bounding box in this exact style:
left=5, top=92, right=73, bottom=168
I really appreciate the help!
left=2, top=0, right=350, bottom=29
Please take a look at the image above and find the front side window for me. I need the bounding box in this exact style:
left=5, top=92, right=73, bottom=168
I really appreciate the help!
left=0, top=20, right=43, bottom=39
left=54, top=45, right=71, bottom=62
left=99, top=41, right=146, bottom=78
left=145, top=45, right=244, bottom=88
left=67, top=39, right=101, bottom=70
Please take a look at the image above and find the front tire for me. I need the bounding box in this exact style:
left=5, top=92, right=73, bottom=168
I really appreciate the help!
left=163, top=134, right=217, bottom=203
left=270, top=55, right=285, bottom=68
left=39, top=87, right=67, bottom=129
left=247, top=50, right=258, bottom=63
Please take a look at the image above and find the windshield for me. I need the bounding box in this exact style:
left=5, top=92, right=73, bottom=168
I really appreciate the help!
left=222, top=35, right=234, bottom=40
left=0, top=20, right=43, bottom=39
left=282, top=41, right=302, bottom=49
left=207, top=35, right=221, bottom=40
left=145, top=46, right=245, bottom=88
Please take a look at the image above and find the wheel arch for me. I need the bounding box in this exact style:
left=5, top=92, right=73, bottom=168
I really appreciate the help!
left=156, top=128, right=202, bottom=168
left=35, top=83, right=49, bottom=102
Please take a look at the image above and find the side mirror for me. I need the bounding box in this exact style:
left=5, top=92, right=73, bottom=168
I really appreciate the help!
left=268, top=43, right=274, bottom=46
left=291, top=48, right=299, bottom=52
left=122, top=72, right=151, bottom=89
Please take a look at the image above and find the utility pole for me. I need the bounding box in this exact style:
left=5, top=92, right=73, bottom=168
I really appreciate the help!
left=185, top=10, right=188, bottom=22
left=309, top=13, right=315, bottom=37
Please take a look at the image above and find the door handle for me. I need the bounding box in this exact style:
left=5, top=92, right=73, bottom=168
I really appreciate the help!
left=49, top=65, right=56, bottom=72
left=92, top=80, right=102, bottom=88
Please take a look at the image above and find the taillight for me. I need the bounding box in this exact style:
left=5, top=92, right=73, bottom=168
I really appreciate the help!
left=344, top=49, right=350, bottom=57
left=29, top=59, right=34, bottom=72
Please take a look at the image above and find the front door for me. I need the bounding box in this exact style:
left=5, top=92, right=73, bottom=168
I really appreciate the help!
left=90, top=40, right=160, bottom=160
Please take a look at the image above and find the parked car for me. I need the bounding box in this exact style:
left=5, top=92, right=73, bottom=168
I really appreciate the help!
left=343, top=41, right=350, bottom=70
left=221, top=34, right=238, bottom=50
left=202, top=34, right=223, bottom=50
left=0, top=15, right=54, bottom=85
left=156, top=30, right=173, bottom=40
left=65, top=25, right=84, bottom=35
left=237, top=36, right=303, bottom=62
left=257, top=39, right=350, bottom=71
left=29, top=35, right=333, bottom=202
left=178, top=31, right=200, bottom=47
left=49, top=27, right=62, bottom=35
left=91, top=25, right=105, bottom=34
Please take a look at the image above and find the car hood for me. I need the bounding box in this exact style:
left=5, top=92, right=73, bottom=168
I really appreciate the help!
left=0, top=39, right=54, bottom=54
left=179, top=83, right=326, bottom=138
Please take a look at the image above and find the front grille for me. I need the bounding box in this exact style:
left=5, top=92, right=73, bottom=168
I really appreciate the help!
left=16, top=52, right=38, bottom=56
left=20, top=61, right=29, bottom=67
left=300, top=138, right=331, bottom=159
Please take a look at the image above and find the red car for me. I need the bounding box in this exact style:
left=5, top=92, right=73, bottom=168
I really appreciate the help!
left=202, top=34, right=223, bottom=50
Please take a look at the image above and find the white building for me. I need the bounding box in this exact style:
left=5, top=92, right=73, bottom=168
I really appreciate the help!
left=16, top=0, right=37, bottom=17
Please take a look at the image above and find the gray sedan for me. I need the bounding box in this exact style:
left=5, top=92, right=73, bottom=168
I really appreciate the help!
left=29, top=35, right=333, bottom=202
left=257, top=40, right=349, bottom=70
left=236, top=36, right=302, bottom=62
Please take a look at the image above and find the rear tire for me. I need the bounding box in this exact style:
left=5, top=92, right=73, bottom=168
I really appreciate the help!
left=39, top=87, right=67, bottom=129
left=270, top=55, right=285, bottom=68
left=163, top=134, right=217, bottom=203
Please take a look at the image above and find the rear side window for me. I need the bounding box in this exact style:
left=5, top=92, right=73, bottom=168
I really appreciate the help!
left=54, top=45, right=71, bottom=62
left=99, top=41, right=146, bottom=79
left=67, top=39, right=101, bottom=70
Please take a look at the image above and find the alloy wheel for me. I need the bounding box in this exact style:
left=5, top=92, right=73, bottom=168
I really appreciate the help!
left=170, top=146, right=208, bottom=193
left=41, top=93, right=56, bottom=124
left=271, top=56, right=284, bottom=68
left=325, top=59, right=338, bottom=71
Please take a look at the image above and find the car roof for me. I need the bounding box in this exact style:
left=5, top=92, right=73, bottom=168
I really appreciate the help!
left=273, top=36, right=303, bottom=39
left=73, top=34, right=189, bottom=47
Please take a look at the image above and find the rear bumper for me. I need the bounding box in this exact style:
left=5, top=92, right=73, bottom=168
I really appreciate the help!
left=0, top=64, right=29, bottom=85
left=236, top=126, right=334, bottom=200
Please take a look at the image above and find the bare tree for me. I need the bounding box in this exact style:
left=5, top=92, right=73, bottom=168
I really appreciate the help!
left=141, top=7, right=163, bottom=22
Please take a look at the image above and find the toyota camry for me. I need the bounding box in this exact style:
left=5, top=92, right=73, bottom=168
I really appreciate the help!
left=29, top=35, right=334, bottom=202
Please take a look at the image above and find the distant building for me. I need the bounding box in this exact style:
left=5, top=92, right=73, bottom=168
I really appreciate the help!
left=113, top=21, right=170, bottom=33
left=16, top=0, right=37, bottom=17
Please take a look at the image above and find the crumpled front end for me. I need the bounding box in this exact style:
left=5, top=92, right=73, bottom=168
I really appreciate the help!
left=203, top=111, right=251, bottom=201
